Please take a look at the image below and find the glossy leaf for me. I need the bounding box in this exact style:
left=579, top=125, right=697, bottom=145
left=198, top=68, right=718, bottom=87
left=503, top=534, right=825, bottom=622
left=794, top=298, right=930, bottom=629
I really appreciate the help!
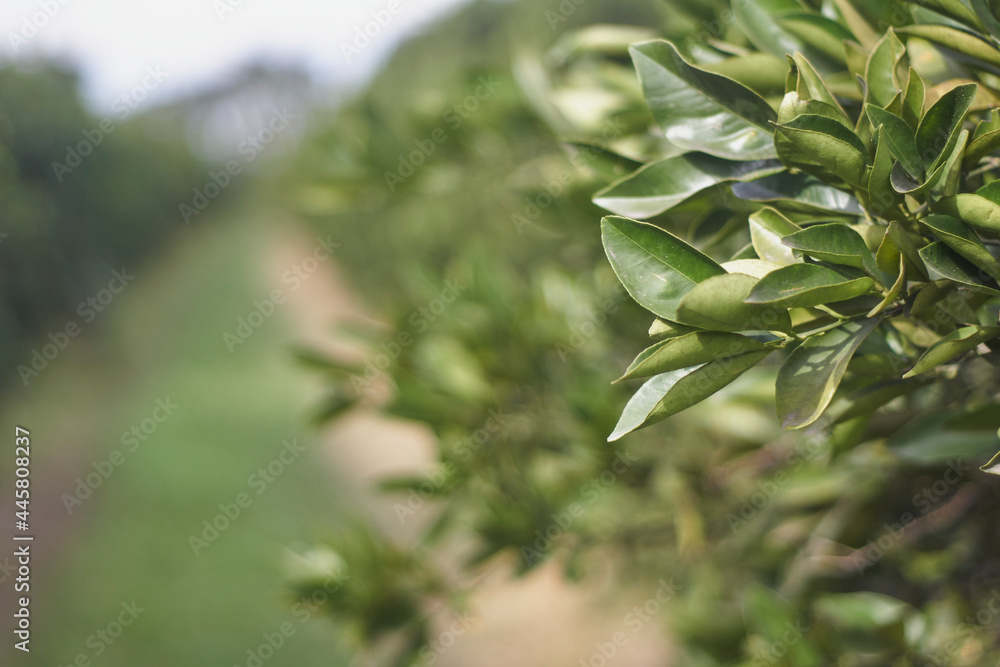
left=746, top=263, right=875, bottom=308
left=629, top=40, right=778, bottom=160
left=904, top=325, right=1000, bottom=377
left=776, top=317, right=880, bottom=429
left=601, top=215, right=726, bottom=320
left=774, top=115, right=868, bottom=186
left=915, top=82, right=977, bottom=173
left=609, top=349, right=772, bottom=440
left=782, top=223, right=880, bottom=276
left=616, top=331, right=768, bottom=382
left=593, top=154, right=784, bottom=219
left=865, top=105, right=923, bottom=179
left=732, top=172, right=864, bottom=213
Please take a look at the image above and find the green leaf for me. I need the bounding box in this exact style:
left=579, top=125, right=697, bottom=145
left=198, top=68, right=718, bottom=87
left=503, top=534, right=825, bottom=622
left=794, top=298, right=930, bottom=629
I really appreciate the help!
left=593, top=154, right=784, bottom=219
left=915, top=82, right=977, bottom=173
left=904, top=325, right=1000, bottom=377
left=782, top=223, right=880, bottom=277
left=774, top=115, right=868, bottom=186
left=629, top=40, right=778, bottom=160
left=887, top=220, right=929, bottom=278
left=733, top=172, right=864, bottom=214
left=616, top=331, right=767, bottom=382
left=746, top=263, right=875, bottom=308
left=778, top=13, right=854, bottom=64
left=900, top=24, right=1000, bottom=72
left=907, top=0, right=984, bottom=30
left=701, top=53, right=791, bottom=96
left=831, top=0, right=880, bottom=50
left=734, top=0, right=850, bottom=71
left=918, top=241, right=1000, bottom=293
left=776, top=317, right=881, bottom=429
left=865, top=105, right=923, bottom=179
left=779, top=92, right=854, bottom=128
left=648, top=318, right=699, bottom=339
left=867, top=254, right=907, bottom=317
left=930, top=128, right=969, bottom=198
left=972, top=0, right=1000, bottom=41
left=865, top=28, right=908, bottom=108
left=601, top=215, right=726, bottom=320
left=867, top=126, right=902, bottom=218
left=787, top=53, right=851, bottom=120
left=964, top=108, right=1000, bottom=167
left=920, top=214, right=1000, bottom=280
left=938, top=191, right=1000, bottom=232
left=609, top=349, right=772, bottom=440
left=901, top=68, right=925, bottom=130
left=675, top=273, right=793, bottom=332
left=749, top=207, right=803, bottom=266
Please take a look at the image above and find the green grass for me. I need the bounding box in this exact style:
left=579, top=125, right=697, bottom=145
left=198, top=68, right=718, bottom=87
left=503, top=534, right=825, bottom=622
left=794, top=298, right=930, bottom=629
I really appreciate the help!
left=7, top=209, right=353, bottom=666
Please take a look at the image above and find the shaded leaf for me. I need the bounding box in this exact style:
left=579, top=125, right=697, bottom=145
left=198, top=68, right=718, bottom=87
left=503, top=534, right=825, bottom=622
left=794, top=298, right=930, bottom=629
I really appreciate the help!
left=918, top=241, right=1000, bottom=293
left=915, top=82, right=977, bottom=172
left=732, top=172, right=863, bottom=214
left=904, top=325, right=1000, bottom=377
left=920, top=214, right=1000, bottom=280
left=609, top=349, right=772, bottom=440
left=776, top=317, right=881, bottom=429
left=616, top=331, right=768, bottom=382
left=676, top=273, right=793, bottom=332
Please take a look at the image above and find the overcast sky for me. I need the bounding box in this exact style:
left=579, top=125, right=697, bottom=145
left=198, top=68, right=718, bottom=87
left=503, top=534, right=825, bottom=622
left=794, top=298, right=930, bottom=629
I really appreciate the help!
left=0, top=0, right=473, bottom=111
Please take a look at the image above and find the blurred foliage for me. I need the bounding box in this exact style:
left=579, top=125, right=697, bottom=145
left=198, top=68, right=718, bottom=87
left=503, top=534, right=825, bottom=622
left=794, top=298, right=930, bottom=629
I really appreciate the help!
left=0, top=62, right=211, bottom=384
left=290, top=0, right=1000, bottom=665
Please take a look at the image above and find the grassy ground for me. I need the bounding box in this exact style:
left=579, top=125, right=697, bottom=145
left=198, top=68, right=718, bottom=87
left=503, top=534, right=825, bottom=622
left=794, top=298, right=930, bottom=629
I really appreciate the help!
left=1, top=208, right=353, bottom=666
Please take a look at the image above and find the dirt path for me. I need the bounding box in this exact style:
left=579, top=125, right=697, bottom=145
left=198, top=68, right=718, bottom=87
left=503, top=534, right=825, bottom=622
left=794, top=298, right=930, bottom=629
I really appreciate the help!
left=270, top=225, right=674, bottom=666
